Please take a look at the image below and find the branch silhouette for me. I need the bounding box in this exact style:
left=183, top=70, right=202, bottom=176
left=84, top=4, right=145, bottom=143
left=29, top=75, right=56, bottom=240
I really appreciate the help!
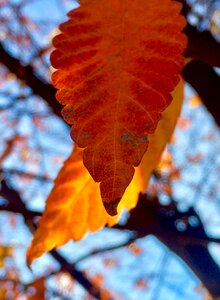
left=1, top=178, right=220, bottom=298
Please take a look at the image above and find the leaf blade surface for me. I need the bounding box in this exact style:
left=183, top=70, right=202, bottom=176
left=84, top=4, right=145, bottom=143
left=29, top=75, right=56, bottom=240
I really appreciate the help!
left=26, top=81, right=184, bottom=265
left=26, top=147, right=144, bottom=264
left=51, top=0, right=186, bottom=215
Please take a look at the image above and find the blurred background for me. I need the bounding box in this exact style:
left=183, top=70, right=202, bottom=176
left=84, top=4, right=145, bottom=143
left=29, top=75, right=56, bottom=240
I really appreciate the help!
left=0, top=0, right=220, bottom=299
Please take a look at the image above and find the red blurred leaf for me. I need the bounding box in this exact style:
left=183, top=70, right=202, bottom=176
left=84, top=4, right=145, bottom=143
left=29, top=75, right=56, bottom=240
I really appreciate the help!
left=135, top=278, right=148, bottom=290
left=187, top=152, right=204, bottom=164
left=128, top=243, right=142, bottom=255
left=27, top=277, right=46, bottom=300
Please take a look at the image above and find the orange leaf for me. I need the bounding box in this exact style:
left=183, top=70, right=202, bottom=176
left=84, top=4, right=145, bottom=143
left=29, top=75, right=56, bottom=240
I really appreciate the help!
left=139, top=79, right=184, bottom=186
left=26, top=146, right=144, bottom=265
left=51, top=0, right=186, bottom=215
left=189, top=95, right=202, bottom=107
left=26, top=81, right=183, bottom=265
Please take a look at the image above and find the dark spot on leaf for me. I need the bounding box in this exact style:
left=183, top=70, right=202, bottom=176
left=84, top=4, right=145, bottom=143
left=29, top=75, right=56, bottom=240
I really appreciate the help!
left=120, top=132, right=148, bottom=145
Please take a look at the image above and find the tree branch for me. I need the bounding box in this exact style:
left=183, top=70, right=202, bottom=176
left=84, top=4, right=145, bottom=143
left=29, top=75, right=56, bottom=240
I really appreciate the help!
left=0, top=178, right=107, bottom=300
left=50, top=250, right=108, bottom=300
left=116, top=193, right=220, bottom=299
left=75, top=235, right=138, bottom=264
left=182, top=60, right=220, bottom=127
left=0, top=168, right=53, bottom=182
left=0, top=179, right=41, bottom=220
left=178, top=0, right=220, bottom=67
left=0, top=43, right=62, bottom=118
left=183, top=24, right=220, bottom=67
left=1, top=179, right=220, bottom=298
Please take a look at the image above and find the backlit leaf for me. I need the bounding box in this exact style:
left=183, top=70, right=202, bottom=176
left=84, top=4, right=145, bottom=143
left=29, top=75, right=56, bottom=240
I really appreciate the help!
left=51, top=0, right=186, bottom=215
left=139, top=79, right=184, bottom=186
left=26, top=146, right=144, bottom=265
left=26, top=81, right=183, bottom=265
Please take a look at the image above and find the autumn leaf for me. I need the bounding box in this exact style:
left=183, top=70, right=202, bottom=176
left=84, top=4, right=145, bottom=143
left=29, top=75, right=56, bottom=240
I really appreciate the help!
left=26, top=146, right=144, bottom=264
left=26, top=81, right=183, bottom=265
left=27, top=277, right=46, bottom=300
left=189, top=95, right=202, bottom=107
left=51, top=0, right=186, bottom=215
left=0, top=135, right=20, bottom=166
left=0, top=245, right=13, bottom=268
left=139, top=79, right=184, bottom=186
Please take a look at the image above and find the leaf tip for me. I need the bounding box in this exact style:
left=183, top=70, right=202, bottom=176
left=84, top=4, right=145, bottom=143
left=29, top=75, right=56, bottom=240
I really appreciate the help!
left=26, top=242, right=43, bottom=268
left=103, top=199, right=120, bottom=216
left=26, top=248, right=34, bottom=269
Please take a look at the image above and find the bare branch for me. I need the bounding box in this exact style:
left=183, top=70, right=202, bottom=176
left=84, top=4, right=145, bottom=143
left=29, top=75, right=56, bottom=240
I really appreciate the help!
left=114, top=193, right=220, bottom=299
left=0, top=178, right=111, bottom=300
left=183, top=24, right=220, bottom=67
left=182, top=60, right=220, bottom=127
left=0, top=168, right=53, bottom=182
left=177, top=0, right=220, bottom=67
left=75, top=235, right=139, bottom=264
left=0, top=43, right=62, bottom=118
left=50, top=250, right=111, bottom=300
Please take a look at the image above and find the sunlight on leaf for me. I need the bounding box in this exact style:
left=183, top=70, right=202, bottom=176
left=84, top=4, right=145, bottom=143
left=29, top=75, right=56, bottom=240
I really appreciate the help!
left=51, top=0, right=186, bottom=215
left=139, top=80, right=184, bottom=186
left=26, top=146, right=144, bottom=264
left=26, top=81, right=183, bottom=265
